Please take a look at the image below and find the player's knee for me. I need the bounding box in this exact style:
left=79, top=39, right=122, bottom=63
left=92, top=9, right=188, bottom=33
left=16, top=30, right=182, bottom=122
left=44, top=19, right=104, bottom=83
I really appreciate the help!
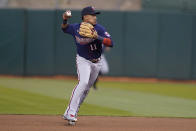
left=75, top=81, right=89, bottom=97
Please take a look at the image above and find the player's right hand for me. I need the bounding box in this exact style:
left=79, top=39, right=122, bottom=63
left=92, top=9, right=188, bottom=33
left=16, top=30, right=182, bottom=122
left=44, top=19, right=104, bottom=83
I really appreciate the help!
left=63, top=10, right=72, bottom=20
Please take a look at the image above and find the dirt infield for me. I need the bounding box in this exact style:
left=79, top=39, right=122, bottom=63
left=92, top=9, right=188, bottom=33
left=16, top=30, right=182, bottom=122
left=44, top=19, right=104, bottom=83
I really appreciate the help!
left=0, top=115, right=196, bottom=131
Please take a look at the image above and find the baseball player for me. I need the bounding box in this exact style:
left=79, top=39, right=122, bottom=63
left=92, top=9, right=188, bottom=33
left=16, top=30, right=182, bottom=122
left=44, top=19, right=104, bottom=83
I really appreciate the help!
left=61, top=6, right=114, bottom=125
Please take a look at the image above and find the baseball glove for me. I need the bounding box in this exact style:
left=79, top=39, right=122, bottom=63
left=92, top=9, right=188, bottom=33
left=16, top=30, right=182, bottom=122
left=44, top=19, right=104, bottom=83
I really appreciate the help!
left=79, top=22, right=98, bottom=39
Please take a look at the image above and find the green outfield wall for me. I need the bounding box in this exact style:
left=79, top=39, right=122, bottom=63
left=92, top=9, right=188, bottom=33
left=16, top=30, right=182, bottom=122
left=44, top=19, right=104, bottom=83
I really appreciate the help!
left=0, top=9, right=196, bottom=79
left=26, top=10, right=56, bottom=75
left=0, top=9, right=25, bottom=75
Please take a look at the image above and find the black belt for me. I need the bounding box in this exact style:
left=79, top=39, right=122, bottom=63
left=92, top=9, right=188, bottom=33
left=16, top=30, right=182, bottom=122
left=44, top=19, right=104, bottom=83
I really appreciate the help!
left=89, top=58, right=101, bottom=63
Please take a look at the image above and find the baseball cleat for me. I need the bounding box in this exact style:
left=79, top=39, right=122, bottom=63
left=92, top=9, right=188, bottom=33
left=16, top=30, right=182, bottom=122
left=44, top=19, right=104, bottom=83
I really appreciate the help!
left=68, top=120, right=76, bottom=126
left=63, top=114, right=77, bottom=125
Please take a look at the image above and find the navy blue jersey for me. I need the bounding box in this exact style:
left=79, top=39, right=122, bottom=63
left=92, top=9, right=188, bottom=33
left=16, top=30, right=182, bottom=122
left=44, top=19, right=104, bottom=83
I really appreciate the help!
left=62, top=23, right=113, bottom=60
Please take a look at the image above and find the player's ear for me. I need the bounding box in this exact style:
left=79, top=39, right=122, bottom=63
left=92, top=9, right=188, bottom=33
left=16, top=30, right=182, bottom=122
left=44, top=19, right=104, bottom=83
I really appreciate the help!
left=83, top=15, right=87, bottom=21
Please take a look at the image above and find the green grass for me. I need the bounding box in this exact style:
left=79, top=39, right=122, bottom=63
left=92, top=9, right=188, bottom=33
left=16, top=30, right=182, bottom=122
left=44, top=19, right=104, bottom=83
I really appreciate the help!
left=100, top=82, right=196, bottom=100
left=0, top=79, right=132, bottom=116
left=0, top=77, right=196, bottom=118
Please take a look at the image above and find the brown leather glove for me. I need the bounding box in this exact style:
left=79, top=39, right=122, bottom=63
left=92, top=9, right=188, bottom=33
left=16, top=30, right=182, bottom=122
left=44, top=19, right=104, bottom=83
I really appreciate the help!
left=79, top=22, right=98, bottom=39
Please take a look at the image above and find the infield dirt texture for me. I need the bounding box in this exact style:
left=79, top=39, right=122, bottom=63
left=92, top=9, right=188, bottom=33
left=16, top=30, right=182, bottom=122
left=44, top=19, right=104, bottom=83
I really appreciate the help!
left=1, top=115, right=196, bottom=131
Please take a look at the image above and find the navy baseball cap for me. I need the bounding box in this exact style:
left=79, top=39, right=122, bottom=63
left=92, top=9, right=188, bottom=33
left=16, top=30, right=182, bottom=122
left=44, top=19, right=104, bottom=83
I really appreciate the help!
left=81, top=6, right=100, bottom=17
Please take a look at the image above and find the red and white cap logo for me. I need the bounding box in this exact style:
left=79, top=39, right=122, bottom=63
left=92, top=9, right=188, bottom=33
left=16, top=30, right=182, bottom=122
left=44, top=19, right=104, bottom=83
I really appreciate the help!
left=91, top=6, right=95, bottom=11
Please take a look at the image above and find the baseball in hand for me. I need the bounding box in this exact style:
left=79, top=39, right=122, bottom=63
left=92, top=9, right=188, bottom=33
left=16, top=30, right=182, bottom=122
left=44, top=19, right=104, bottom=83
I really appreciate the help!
left=63, top=10, right=72, bottom=20
left=66, top=10, right=72, bottom=17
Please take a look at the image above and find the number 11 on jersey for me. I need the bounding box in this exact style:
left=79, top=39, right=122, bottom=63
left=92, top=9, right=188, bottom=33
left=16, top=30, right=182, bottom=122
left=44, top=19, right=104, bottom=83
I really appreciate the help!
left=90, top=44, right=97, bottom=51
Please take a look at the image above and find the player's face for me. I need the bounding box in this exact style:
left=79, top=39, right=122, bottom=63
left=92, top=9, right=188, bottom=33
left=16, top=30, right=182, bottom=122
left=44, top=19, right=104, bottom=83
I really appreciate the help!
left=84, top=15, right=97, bottom=25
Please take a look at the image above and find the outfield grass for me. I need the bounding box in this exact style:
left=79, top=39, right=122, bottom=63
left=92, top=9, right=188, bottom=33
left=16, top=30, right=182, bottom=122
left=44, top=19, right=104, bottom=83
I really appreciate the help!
left=0, top=77, right=196, bottom=118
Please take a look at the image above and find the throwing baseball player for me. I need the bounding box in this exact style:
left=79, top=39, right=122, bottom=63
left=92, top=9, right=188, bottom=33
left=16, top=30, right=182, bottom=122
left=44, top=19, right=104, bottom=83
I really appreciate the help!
left=61, top=6, right=114, bottom=125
